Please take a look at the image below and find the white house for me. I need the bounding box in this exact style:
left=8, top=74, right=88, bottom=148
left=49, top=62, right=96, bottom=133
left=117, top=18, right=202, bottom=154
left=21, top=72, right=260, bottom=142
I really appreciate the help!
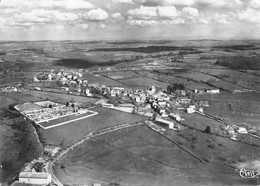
left=187, top=106, right=196, bottom=113
left=169, top=113, right=182, bottom=121
left=19, top=171, right=51, bottom=185
left=206, top=89, right=220, bottom=94
left=33, top=77, right=40, bottom=82
left=155, top=117, right=175, bottom=129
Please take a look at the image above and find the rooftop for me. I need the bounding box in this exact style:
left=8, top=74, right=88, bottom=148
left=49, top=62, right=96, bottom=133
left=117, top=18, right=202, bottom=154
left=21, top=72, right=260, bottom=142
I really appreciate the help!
left=19, top=172, right=50, bottom=179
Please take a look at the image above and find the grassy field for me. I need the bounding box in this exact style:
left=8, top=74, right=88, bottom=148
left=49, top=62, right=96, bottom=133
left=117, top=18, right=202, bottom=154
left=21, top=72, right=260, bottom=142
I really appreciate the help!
left=119, top=77, right=168, bottom=89
left=180, top=111, right=224, bottom=132
left=39, top=107, right=146, bottom=146
left=0, top=92, right=44, bottom=104
left=39, top=111, right=94, bottom=128
left=100, top=71, right=137, bottom=80
left=165, top=127, right=260, bottom=168
left=22, top=91, right=98, bottom=104
left=198, top=92, right=260, bottom=127
left=53, top=124, right=252, bottom=186
left=208, top=80, right=247, bottom=92
left=178, top=71, right=219, bottom=82
left=0, top=96, right=18, bottom=109
left=83, top=74, right=124, bottom=87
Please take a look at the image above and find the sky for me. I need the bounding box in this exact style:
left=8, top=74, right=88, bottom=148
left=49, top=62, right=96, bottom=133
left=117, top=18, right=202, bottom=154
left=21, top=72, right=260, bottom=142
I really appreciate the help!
left=0, top=0, right=260, bottom=40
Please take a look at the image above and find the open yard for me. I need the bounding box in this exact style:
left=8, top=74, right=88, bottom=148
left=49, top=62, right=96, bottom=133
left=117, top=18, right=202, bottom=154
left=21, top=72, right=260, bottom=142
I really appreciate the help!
left=39, top=107, right=146, bottom=147
left=53, top=124, right=255, bottom=186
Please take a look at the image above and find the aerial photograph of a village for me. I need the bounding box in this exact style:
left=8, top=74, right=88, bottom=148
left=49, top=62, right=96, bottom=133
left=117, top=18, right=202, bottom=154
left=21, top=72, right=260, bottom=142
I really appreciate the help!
left=1, top=0, right=260, bottom=186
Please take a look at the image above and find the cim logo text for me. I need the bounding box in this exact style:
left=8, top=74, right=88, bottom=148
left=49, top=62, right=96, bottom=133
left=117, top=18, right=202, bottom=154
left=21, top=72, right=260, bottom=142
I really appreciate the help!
left=238, top=168, right=260, bottom=179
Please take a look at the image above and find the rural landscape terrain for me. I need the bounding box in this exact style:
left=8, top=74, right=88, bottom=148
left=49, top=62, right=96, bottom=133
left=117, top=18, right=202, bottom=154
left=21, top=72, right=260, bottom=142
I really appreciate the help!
left=0, top=39, right=260, bottom=186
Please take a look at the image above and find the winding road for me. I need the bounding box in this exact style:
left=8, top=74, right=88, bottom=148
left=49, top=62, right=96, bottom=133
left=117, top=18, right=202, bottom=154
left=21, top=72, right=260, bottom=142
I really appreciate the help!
left=45, top=122, right=144, bottom=186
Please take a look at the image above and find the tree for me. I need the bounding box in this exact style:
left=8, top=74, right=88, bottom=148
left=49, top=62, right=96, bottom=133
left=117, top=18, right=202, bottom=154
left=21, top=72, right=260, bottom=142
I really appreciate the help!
left=167, top=83, right=185, bottom=93
left=71, top=103, right=75, bottom=108
left=204, top=126, right=211, bottom=133
left=49, top=104, right=52, bottom=109
left=9, top=104, right=16, bottom=110
left=66, top=102, right=69, bottom=107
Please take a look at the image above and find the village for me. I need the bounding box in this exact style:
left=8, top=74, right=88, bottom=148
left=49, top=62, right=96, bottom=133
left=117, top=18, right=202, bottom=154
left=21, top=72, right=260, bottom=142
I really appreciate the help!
left=6, top=68, right=257, bottom=186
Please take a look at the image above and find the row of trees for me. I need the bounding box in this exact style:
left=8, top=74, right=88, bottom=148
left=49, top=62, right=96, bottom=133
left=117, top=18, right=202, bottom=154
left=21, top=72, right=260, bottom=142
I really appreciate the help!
left=167, top=83, right=185, bottom=93
left=215, top=56, right=260, bottom=70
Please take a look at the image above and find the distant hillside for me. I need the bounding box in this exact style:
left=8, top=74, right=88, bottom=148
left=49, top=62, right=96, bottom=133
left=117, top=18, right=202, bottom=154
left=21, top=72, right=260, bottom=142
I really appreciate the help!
left=89, top=46, right=198, bottom=53
left=54, top=58, right=120, bottom=68
left=215, top=56, right=260, bottom=70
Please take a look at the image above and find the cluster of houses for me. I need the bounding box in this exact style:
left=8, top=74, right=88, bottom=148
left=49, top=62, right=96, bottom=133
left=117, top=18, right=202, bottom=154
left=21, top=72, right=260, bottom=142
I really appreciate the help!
left=90, top=84, right=205, bottom=130
left=30, top=69, right=215, bottom=130
left=1, top=86, right=18, bottom=92
left=34, top=69, right=88, bottom=87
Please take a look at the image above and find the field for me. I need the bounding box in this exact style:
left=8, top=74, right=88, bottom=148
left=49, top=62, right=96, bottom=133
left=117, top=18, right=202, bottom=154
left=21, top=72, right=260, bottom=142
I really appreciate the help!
left=180, top=112, right=224, bottom=132
left=134, top=71, right=214, bottom=91
left=54, top=124, right=257, bottom=186
left=83, top=74, right=124, bottom=87
left=0, top=96, right=18, bottom=108
left=39, top=107, right=146, bottom=146
left=1, top=40, right=260, bottom=185
left=119, top=77, right=168, bottom=89
left=0, top=92, right=44, bottom=104
left=99, top=71, right=137, bottom=80
left=39, top=110, right=97, bottom=129
left=21, top=91, right=98, bottom=104
left=178, top=71, right=219, bottom=82
left=198, top=92, right=260, bottom=127
left=0, top=78, right=23, bottom=87
left=208, top=80, right=247, bottom=92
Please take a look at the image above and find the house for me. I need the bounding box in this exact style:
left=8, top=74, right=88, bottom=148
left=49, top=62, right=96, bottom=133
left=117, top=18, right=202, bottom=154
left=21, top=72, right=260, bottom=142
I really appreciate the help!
left=85, top=89, right=93, bottom=96
left=179, top=98, right=191, bottom=104
left=169, top=113, right=182, bottom=121
left=67, top=74, right=73, bottom=79
left=158, top=101, right=167, bottom=107
left=187, top=105, right=196, bottom=113
left=48, top=73, right=53, bottom=80
left=111, top=90, right=117, bottom=97
left=102, top=103, right=114, bottom=108
left=147, top=86, right=156, bottom=95
left=135, top=96, right=141, bottom=103
left=155, top=117, right=175, bottom=129
left=159, top=109, right=167, bottom=117
left=19, top=171, right=51, bottom=185
left=33, top=77, right=40, bottom=82
left=199, top=100, right=210, bottom=107
left=206, top=89, right=220, bottom=94
left=83, top=80, right=88, bottom=85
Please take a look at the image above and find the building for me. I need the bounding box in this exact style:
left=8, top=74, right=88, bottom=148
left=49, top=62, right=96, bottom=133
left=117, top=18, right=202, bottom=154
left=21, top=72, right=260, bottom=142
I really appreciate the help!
left=19, top=171, right=51, bottom=185
left=187, top=105, right=196, bottom=113
left=206, top=89, right=220, bottom=94
left=179, top=98, right=191, bottom=105
left=169, top=113, right=182, bottom=121
left=155, top=117, right=175, bottom=129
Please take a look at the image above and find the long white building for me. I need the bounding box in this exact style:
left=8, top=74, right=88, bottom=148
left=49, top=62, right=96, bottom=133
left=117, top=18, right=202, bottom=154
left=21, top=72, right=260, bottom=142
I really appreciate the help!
left=19, top=171, right=51, bottom=185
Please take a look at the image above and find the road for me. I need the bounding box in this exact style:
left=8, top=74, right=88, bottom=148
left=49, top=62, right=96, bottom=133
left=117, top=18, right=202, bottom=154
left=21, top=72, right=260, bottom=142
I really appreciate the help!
left=45, top=121, right=144, bottom=186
